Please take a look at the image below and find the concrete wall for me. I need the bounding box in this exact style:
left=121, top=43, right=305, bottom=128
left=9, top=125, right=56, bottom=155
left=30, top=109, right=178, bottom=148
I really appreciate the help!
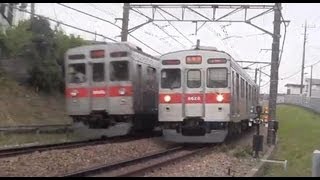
left=284, top=94, right=320, bottom=113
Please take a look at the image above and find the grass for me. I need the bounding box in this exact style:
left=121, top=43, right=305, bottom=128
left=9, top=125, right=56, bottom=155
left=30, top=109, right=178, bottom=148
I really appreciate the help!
left=0, top=69, right=71, bottom=126
left=263, top=104, right=320, bottom=177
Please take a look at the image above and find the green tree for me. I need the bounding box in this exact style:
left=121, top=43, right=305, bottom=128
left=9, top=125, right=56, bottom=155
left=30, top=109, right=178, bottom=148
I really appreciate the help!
left=0, top=20, right=32, bottom=58
left=0, top=17, right=87, bottom=93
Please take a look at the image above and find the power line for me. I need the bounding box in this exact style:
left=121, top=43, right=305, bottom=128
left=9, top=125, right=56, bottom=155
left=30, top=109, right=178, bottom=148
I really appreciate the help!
left=132, top=8, right=186, bottom=49
left=57, top=3, right=161, bottom=55
left=156, top=10, right=194, bottom=45
left=88, top=3, right=117, bottom=19
left=152, top=22, right=186, bottom=49
left=4, top=3, right=117, bottom=42
left=57, top=3, right=121, bottom=29
left=280, top=59, right=320, bottom=80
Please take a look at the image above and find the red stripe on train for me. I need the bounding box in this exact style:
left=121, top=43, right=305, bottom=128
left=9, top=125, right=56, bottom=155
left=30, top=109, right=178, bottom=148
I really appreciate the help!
left=108, top=86, right=133, bottom=97
left=65, top=86, right=132, bottom=98
left=65, top=88, right=89, bottom=98
left=159, top=93, right=231, bottom=104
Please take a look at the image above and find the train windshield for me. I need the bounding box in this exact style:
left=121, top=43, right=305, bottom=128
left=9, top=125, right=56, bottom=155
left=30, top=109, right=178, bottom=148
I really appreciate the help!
left=207, top=68, right=228, bottom=88
left=161, top=69, right=181, bottom=89
left=110, top=61, right=129, bottom=81
left=187, top=69, right=201, bottom=88
left=93, top=63, right=105, bottom=82
left=68, top=63, right=86, bottom=83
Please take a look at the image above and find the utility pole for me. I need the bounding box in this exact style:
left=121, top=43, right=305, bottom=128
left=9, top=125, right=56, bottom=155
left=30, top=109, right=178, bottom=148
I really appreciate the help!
left=121, top=3, right=130, bottom=42
left=310, top=65, right=313, bottom=97
left=267, top=3, right=282, bottom=145
left=300, top=21, right=307, bottom=94
left=300, top=21, right=316, bottom=94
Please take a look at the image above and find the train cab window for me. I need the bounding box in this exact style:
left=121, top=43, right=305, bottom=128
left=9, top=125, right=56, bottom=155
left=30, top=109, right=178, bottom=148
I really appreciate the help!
left=161, top=69, right=181, bottom=89
left=110, top=61, right=129, bottom=81
left=207, top=68, right=227, bottom=88
left=93, top=63, right=105, bottom=82
left=241, top=78, right=245, bottom=98
left=187, top=69, right=201, bottom=88
left=68, top=63, right=86, bottom=83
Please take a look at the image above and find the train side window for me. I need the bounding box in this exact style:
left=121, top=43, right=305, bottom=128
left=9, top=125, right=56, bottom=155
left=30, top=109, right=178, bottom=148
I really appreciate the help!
left=232, top=71, right=235, bottom=94
left=110, top=61, right=129, bottom=81
left=246, top=82, right=248, bottom=100
left=147, top=67, right=156, bottom=89
left=249, top=85, right=252, bottom=102
left=187, top=69, right=201, bottom=88
left=93, top=63, right=105, bottom=82
left=236, top=73, right=239, bottom=98
left=161, top=69, right=181, bottom=89
left=68, top=63, right=86, bottom=83
left=241, top=78, right=245, bottom=98
left=207, top=68, right=227, bottom=88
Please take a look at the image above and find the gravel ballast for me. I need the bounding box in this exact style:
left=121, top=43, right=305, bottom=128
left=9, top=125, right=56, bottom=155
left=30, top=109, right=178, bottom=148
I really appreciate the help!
left=0, top=138, right=173, bottom=177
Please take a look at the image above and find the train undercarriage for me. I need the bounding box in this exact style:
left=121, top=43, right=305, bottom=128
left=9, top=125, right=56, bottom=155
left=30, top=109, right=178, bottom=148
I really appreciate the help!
left=161, top=118, right=252, bottom=143
left=71, top=111, right=158, bottom=133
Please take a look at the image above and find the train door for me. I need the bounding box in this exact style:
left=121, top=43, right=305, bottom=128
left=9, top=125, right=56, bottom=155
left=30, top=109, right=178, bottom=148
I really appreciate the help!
left=66, top=62, right=90, bottom=115
left=184, top=69, right=204, bottom=117
left=89, top=62, right=107, bottom=111
left=135, top=64, right=143, bottom=113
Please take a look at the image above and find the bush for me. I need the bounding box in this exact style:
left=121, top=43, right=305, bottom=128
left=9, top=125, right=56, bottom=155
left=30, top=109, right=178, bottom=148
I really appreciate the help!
left=0, top=17, right=87, bottom=93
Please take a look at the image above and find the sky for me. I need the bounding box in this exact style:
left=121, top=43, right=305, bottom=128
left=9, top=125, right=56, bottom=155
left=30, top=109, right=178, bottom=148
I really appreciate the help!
left=17, top=3, right=320, bottom=94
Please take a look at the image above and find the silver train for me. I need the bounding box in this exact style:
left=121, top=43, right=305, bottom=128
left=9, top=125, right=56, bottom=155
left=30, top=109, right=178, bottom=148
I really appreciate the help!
left=65, top=42, right=160, bottom=134
left=158, top=45, right=259, bottom=143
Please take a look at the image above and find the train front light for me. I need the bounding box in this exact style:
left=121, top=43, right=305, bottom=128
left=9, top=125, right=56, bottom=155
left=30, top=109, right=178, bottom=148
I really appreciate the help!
left=164, top=95, right=171, bottom=103
left=216, top=94, right=224, bottom=102
left=118, top=88, right=126, bottom=95
left=70, top=90, right=78, bottom=97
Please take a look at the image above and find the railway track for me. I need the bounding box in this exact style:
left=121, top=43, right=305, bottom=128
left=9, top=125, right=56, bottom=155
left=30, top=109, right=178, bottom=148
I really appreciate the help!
left=62, top=145, right=211, bottom=177
left=0, top=131, right=162, bottom=159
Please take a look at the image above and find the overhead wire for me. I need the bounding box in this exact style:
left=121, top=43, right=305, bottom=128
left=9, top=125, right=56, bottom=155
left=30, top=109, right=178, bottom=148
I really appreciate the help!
left=57, top=3, right=161, bottom=55
left=3, top=3, right=118, bottom=42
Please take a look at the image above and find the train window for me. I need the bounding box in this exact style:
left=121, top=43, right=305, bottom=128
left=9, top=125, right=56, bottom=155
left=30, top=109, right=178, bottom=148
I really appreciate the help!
left=93, top=63, right=105, bottom=82
left=241, top=78, right=245, bottom=98
left=68, top=63, right=86, bottom=83
left=246, top=82, right=248, bottom=100
left=147, top=67, right=156, bottom=89
left=207, top=68, right=227, bottom=88
left=110, top=61, right=129, bottom=81
left=236, top=73, right=239, bottom=97
left=161, top=69, right=181, bottom=89
left=249, top=85, right=252, bottom=101
left=187, top=69, right=201, bottom=88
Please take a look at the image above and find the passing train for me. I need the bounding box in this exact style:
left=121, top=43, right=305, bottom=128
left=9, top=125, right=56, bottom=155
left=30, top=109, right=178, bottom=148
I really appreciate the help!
left=65, top=42, right=160, bottom=134
left=158, top=44, right=259, bottom=143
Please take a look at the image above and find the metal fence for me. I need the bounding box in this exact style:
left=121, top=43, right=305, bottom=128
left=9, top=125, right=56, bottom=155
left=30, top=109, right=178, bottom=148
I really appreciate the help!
left=283, top=95, right=320, bottom=113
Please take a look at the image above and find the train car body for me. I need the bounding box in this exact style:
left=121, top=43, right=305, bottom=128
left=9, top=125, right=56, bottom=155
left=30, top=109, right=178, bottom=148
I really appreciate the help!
left=158, top=46, right=259, bottom=143
left=65, top=42, right=159, bottom=134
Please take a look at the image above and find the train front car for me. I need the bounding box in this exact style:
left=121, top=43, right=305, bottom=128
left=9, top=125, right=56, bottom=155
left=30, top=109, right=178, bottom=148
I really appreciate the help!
left=65, top=43, right=159, bottom=134
left=159, top=46, right=258, bottom=143
left=65, top=45, right=110, bottom=129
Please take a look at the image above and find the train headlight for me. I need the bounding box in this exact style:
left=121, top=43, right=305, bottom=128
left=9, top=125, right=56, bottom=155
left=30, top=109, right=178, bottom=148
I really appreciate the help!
left=216, top=94, right=224, bottom=102
left=164, top=95, right=171, bottom=102
left=119, top=88, right=126, bottom=95
left=70, top=90, right=78, bottom=97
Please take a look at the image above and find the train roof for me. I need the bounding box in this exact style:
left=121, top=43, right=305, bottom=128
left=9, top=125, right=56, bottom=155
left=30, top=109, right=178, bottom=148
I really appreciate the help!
left=66, top=42, right=160, bottom=61
left=160, top=47, right=258, bottom=87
